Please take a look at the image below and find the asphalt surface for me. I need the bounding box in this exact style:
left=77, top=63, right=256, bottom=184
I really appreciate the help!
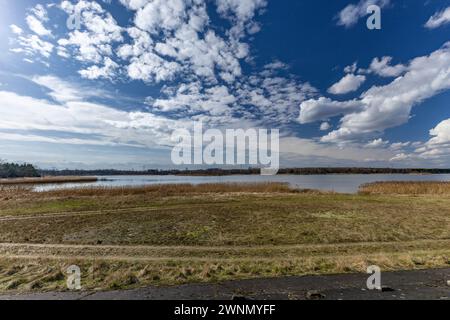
left=0, top=268, right=449, bottom=300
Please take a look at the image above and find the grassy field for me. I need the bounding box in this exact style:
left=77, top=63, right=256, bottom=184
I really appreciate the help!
left=0, top=182, right=449, bottom=292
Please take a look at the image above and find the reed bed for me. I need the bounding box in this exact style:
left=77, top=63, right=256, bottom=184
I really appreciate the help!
left=0, top=176, right=97, bottom=185
left=0, top=185, right=32, bottom=198
left=359, top=181, right=450, bottom=195
left=41, top=182, right=298, bottom=198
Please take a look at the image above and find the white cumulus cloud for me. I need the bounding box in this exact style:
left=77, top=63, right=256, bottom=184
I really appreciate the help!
left=328, top=74, right=366, bottom=95
left=425, top=7, right=450, bottom=29
left=337, top=0, right=390, bottom=28
left=321, top=42, right=450, bottom=143
left=367, top=56, right=407, bottom=77
left=10, top=24, right=23, bottom=35
left=299, top=97, right=364, bottom=124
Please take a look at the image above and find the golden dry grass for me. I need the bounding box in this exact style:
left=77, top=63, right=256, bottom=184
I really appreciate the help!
left=38, top=182, right=299, bottom=198
left=360, top=181, right=450, bottom=195
left=0, top=185, right=31, bottom=197
left=0, top=181, right=297, bottom=203
left=0, top=176, right=97, bottom=185
left=1, top=251, right=449, bottom=292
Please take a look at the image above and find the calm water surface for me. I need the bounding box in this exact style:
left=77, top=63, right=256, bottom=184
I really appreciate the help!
left=35, top=174, right=450, bottom=194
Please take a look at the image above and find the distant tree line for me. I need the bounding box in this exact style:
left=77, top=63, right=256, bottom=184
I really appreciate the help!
left=38, top=167, right=450, bottom=177
left=278, top=167, right=450, bottom=175
left=0, top=162, right=40, bottom=178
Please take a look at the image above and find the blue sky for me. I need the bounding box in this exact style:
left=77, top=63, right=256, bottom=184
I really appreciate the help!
left=0, top=0, right=450, bottom=169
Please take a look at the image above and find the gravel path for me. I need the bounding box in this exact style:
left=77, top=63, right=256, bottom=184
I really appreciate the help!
left=1, top=268, right=449, bottom=300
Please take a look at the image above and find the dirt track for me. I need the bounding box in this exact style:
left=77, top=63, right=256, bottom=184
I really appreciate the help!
left=0, top=268, right=449, bottom=300
left=2, top=240, right=450, bottom=261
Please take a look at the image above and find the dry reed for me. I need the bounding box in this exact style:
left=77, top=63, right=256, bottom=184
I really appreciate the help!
left=41, top=182, right=297, bottom=197
left=359, top=181, right=450, bottom=195
left=0, top=176, right=97, bottom=185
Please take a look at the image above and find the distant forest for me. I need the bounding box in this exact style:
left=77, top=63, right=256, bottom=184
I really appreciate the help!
left=0, top=162, right=40, bottom=178
left=39, top=167, right=450, bottom=176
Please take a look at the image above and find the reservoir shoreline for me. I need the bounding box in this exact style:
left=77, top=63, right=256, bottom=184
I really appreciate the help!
left=22, top=173, right=450, bottom=194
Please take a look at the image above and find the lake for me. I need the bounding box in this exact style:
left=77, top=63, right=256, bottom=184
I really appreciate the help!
left=34, top=174, right=450, bottom=194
